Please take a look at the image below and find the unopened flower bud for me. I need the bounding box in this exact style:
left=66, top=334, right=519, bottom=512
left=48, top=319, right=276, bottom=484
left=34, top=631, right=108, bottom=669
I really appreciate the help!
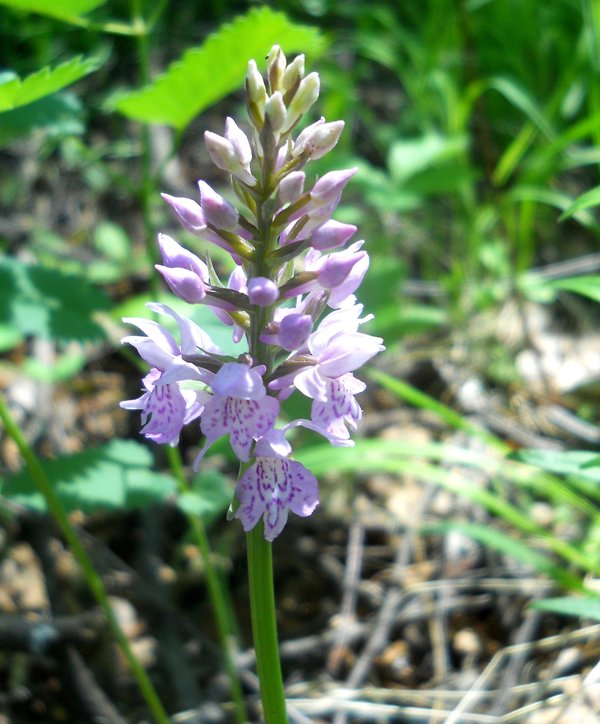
left=310, top=168, right=357, bottom=208
left=204, top=131, right=256, bottom=186
left=282, top=54, right=305, bottom=94
left=225, top=117, right=252, bottom=166
left=293, top=119, right=345, bottom=161
left=199, top=181, right=239, bottom=231
left=247, top=277, right=279, bottom=306
left=318, top=252, right=365, bottom=289
left=156, top=265, right=207, bottom=304
left=161, top=193, right=206, bottom=233
left=267, top=45, right=286, bottom=92
left=310, top=220, right=357, bottom=250
left=157, top=233, right=208, bottom=277
left=265, top=91, right=287, bottom=134
left=279, top=313, right=312, bottom=351
left=279, top=171, right=306, bottom=205
left=282, top=72, right=320, bottom=133
left=246, top=59, right=267, bottom=128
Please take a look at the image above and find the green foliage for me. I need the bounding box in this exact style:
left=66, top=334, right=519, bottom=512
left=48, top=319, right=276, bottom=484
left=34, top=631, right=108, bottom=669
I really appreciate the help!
left=177, top=470, right=233, bottom=524
left=0, top=56, right=100, bottom=112
left=0, top=0, right=107, bottom=23
left=0, top=94, right=85, bottom=147
left=0, top=256, right=112, bottom=344
left=560, top=185, right=600, bottom=219
left=549, top=275, right=600, bottom=303
left=115, top=7, right=325, bottom=130
left=0, top=439, right=176, bottom=513
left=532, top=596, right=600, bottom=622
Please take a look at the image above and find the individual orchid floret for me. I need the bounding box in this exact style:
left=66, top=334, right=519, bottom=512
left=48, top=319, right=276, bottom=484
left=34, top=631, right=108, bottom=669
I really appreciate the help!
left=309, top=219, right=357, bottom=251
left=155, top=233, right=208, bottom=304
left=247, top=277, right=279, bottom=307
left=224, top=117, right=252, bottom=167
left=194, top=363, right=280, bottom=468
left=198, top=181, right=239, bottom=231
left=265, top=91, right=287, bottom=135
left=282, top=54, right=305, bottom=95
left=279, top=171, right=305, bottom=205
left=204, top=130, right=257, bottom=187
left=292, top=119, right=345, bottom=161
left=161, top=194, right=241, bottom=255
left=313, top=242, right=370, bottom=308
left=281, top=72, right=320, bottom=133
left=120, top=304, right=217, bottom=445
left=310, top=168, right=357, bottom=209
left=278, top=312, right=313, bottom=351
left=267, top=45, right=286, bottom=92
left=246, top=59, right=267, bottom=128
left=234, top=428, right=319, bottom=541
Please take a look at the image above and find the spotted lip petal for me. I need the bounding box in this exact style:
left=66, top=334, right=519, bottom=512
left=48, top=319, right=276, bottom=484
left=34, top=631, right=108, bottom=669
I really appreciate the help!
left=234, top=456, right=319, bottom=541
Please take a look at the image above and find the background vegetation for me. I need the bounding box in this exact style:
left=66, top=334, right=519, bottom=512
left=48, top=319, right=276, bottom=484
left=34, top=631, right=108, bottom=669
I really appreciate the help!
left=1, top=1, right=600, bottom=721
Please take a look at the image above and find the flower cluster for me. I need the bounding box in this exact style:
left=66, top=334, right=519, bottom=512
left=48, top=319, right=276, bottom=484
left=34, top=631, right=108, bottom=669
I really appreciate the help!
left=121, top=46, right=384, bottom=541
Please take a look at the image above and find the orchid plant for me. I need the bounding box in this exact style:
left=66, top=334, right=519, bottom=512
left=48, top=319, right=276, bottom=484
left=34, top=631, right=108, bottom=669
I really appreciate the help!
left=121, top=45, right=383, bottom=722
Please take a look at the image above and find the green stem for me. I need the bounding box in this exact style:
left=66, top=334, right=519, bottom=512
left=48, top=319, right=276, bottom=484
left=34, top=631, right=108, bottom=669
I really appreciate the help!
left=247, top=525, right=288, bottom=723
left=0, top=394, right=169, bottom=724
left=165, top=447, right=247, bottom=723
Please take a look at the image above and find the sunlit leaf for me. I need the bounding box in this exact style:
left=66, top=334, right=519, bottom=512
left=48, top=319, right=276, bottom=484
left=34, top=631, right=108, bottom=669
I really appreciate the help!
left=0, top=94, right=85, bottom=147
left=532, top=596, right=600, bottom=621
left=115, top=7, right=325, bottom=129
left=559, top=185, right=600, bottom=220
left=424, top=522, right=583, bottom=590
left=0, top=56, right=100, bottom=112
left=0, top=0, right=107, bottom=22
left=0, top=440, right=176, bottom=513
left=0, top=257, right=112, bottom=343
left=176, top=470, right=233, bottom=524
left=549, top=275, right=600, bottom=303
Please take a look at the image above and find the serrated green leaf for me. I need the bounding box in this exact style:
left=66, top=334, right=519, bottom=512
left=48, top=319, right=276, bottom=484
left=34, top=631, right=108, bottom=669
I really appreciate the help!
left=532, top=596, right=600, bottom=621
left=177, top=470, right=232, bottom=524
left=0, top=0, right=107, bottom=22
left=115, top=7, right=325, bottom=130
left=0, top=56, right=100, bottom=113
left=0, top=440, right=176, bottom=513
left=0, top=257, right=112, bottom=343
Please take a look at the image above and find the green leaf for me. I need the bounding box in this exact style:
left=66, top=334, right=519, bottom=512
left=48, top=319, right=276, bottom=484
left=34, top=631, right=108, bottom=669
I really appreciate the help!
left=506, top=186, right=599, bottom=231
left=0, top=257, right=112, bottom=343
left=0, top=323, right=23, bottom=352
left=512, top=448, right=600, bottom=501
left=388, top=133, right=468, bottom=184
left=176, top=470, right=232, bottom=524
left=0, top=440, right=176, bottom=513
left=115, top=7, right=325, bottom=130
left=559, top=185, right=600, bottom=220
left=0, top=0, right=107, bottom=23
left=484, top=76, right=555, bottom=140
left=424, top=522, right=583, bottom=590
left=0, top=56, right=100, bottom=113
left=0, top=93, right=85, bottom=147
left=549, top=275, right=600, bottom=303
left=532, top=596, right=600, bottom=622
